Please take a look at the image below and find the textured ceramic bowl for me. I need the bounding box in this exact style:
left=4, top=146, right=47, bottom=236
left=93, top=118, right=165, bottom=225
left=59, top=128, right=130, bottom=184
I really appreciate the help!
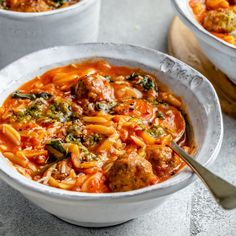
left=172, top=0, right=236, bottom=85
left=0, top=43, right=223, bottom=227
left=0, top=0, right=101, bottom=68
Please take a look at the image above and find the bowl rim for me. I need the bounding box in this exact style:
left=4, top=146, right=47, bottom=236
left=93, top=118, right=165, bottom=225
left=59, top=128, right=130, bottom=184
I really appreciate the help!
left=171, top=0, right=236, bottom=56
left=0, top=43, right=224, bottom=201
left=0, top=0, right=95, bottom=18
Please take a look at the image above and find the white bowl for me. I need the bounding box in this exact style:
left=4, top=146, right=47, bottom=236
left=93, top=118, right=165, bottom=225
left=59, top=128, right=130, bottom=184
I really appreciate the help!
left=171, top=0, right=236, bottom=85
left=0, top=43, right=223, bottom=227
left=0, top=0, right=101, bottom=68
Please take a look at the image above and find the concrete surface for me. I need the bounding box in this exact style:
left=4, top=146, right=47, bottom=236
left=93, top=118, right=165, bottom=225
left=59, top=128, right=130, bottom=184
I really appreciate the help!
left=0, top=0, right=236, bottom=235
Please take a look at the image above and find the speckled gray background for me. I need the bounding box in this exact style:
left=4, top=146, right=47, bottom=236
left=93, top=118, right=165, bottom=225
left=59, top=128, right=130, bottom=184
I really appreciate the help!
left=0, top=0, right=236, bottom=235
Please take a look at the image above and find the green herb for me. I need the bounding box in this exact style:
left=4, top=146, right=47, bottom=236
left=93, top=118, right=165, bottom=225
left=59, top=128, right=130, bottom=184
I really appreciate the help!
left=33, top=162, right=58, bottom=176
left=157, top=111, right=165, bottom=119
left=126, top=72, right=141, bottom=81
left=11, top=91, right=52, bottom=101
left=47, top=100, right=72, bottom=122
left=65, top=124, right=83, bottom=144
left=36, top=92, right=52, bottom=100
left=147, top=125, right=165, bottom=137
left=46, top=140, right=68, bottom=160
left=33, top=142, right=68, bottom=176
left=95, top=102, right=109, bottom=112
left=126, top=73, right=158, bottom=92
left=84, top=134, right=101, bottom=147
left=13, top=99, right=46, bottom=122
left=136, top=119, right=145, bottom=130
left=53, top=0, right=68, bottom=7
left=95, top=102, right=116, bottom=113
left=79, top=144, right=99, bottom=162
left=152, top=100, right=159, bottom=105
left=65, top=133, right=80, bottom=144
left=137, top=76, right=156, bottom=91
left=12, top=91, right=36, bottom=100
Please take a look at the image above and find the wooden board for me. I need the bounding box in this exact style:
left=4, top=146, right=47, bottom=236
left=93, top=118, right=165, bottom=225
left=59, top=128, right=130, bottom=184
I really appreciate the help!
left=168, top=17, right=236, bottom=118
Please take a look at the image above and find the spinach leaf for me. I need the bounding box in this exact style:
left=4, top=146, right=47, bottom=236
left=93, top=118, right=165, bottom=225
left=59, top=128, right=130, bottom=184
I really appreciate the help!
left=46, top=140, right=68, bottom=160
left=36, top=92, right=52, bottom=100
left=12, top=91, right=36, bottom=100
left=12, top=91, right=52, bottom=101
left=33, top=141, right=68, bottom=176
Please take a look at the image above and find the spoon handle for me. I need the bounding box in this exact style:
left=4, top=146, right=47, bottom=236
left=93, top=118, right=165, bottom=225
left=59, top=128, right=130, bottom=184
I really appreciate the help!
left=171, top=141, right=236, bottom=210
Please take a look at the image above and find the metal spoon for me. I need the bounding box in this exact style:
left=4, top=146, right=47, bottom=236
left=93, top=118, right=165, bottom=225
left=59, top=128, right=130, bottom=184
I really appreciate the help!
left=170, top=141, right=236, bottom=210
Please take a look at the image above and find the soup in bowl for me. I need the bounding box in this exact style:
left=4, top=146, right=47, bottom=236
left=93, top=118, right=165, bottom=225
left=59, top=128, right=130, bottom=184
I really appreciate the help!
left=0, top=43, right=223, bottom=227
left=0, top=59, right=195, bottom=193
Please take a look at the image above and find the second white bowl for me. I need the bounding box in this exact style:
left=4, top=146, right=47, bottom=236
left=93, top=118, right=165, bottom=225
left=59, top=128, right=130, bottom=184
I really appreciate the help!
left=172, top=0, right=236, bottom=85
left=0, top=0, right=101, bottom=68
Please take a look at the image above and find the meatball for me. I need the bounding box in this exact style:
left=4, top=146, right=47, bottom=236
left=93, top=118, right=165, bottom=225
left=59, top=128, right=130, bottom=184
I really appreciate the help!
left=203, top=9, right=236, bottom=33
left=146, top=145, right=183, bottom=179
left=74, top=75, right=114, bottom=103
left=107, top=153, right=157, bottom=192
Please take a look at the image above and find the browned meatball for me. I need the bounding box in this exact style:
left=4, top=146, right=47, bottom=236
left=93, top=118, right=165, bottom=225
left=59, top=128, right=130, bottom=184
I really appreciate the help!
left=74, top=75, right=114, bottom=103
left=203, top=9, right=236, bottom=33
left=146, top=145, right=183, bottom=179
left=107, top=153, right=157, bottom=192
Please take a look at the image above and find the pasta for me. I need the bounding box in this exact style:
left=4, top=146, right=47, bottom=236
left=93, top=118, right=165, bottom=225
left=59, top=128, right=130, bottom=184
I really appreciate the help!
left=190, top=0, right=236, bottom=45
left=0, top=124, right=21, bottom=145
left=0, top=59, right=195, bottom=193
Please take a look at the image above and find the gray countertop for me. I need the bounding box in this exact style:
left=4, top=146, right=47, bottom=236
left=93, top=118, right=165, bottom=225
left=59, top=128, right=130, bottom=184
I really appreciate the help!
left=1, top=0, right=236, bottom=235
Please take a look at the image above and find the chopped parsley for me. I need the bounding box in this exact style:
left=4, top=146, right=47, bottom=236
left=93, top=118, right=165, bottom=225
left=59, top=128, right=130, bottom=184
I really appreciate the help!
left=95, top=101, right=117, bottom=113
left=136, top=76, right=156, bottom=91
left=126, top=73, right=158, bottom=92
left=157, top=111, right=165, bottom=119
left=53, top=0, right=69, bottom=7
left=147, top=125, right=165, bottom=137
left=83, top=134, right=101, bottom=147
left=47, top=100, right=73, bottom=122
left=65, top=123, right=83, bottom=144
left=126, top=72, right=141, bottom=81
